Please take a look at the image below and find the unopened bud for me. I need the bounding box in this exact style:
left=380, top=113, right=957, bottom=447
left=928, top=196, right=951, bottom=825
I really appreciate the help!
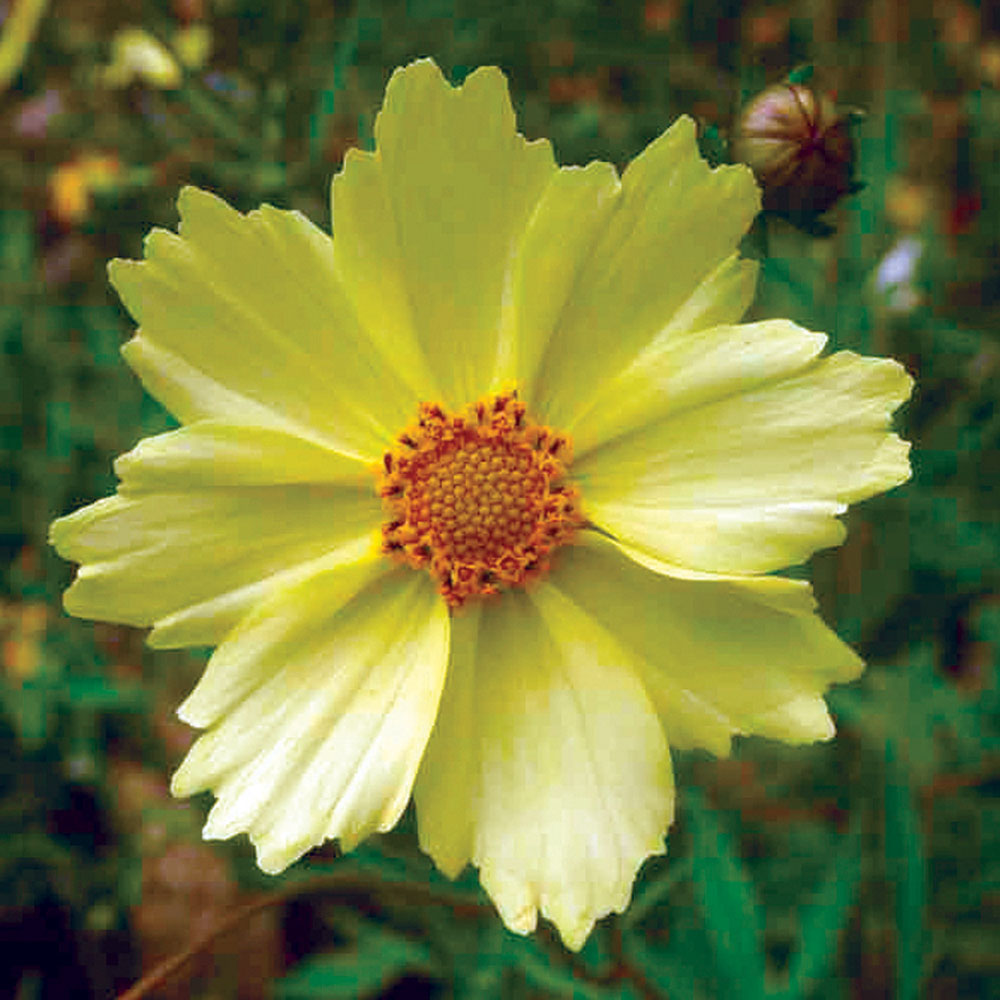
left=732, top=83, right=858, bottom=220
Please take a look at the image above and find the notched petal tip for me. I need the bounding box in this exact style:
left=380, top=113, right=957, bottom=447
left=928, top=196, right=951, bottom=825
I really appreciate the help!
left=176, top=184, right=249, bottom=242
left=106, top=255, right=139, bottom=291
left=169, top=751, right=205, bottom=799
left=170, top=571, right=449, bottom=889
left=748, top=694, right=839, bottom=744
left=633, top=113, right=760, bottom=208
left=60, top=573, right=102, bottom=622
left=47, top=496, right=115, bottom=562
left=176, top=183, right=247, bottom=224
left=386, top=54, right=446, bottom=84
left=176, top=183, right=220, bottom=213
left=846, top=350, right=915, bottom=405
left=105, top=256, right=123, bottom=282
left=253, top=840, right=303, bottom=876
left=381, top=57, right=509, bottom=115
left=47, top=512, right=72, bottom=557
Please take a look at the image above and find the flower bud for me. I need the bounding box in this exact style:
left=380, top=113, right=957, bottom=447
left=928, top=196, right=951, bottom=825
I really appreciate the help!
left=732, top=83, right=858, bottom=219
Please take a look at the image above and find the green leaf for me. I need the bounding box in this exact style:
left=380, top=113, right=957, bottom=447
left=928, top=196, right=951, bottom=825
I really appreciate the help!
left=62, top=675, right=146, bottom=711
left=685, top=787, right=768, bottom=1000
left=757, top=253, right=826, bottom=331
left=906, top=491, right=1000, bottom=589
left=507, top=932, right=633, bottom=1000
left=79, top=306, right=123, bottom=368
left=276, top=925, right=432, bottom=999
left=884, top=737, right=927, bottom=1000
left=620, top=854, right=693, bottom=930
left=0, top=209, right=35, bottom=286
left=775, top=820, right=862, bottom=999
left=831, top=643, right=998, bottom=783
left=429, top=914, right=507, bottom=1000
left=626, top=931, right=717, bottom=1000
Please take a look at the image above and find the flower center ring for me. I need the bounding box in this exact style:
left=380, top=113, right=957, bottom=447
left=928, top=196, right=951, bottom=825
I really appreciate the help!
left=377, top=391, right=584, bottom=606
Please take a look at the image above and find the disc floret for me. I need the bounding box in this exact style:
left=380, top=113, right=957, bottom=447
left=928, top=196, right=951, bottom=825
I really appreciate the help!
left=378, top=392, right=583, bottom=607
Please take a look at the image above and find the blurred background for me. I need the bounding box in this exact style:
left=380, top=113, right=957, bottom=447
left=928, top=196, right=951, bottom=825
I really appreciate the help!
left=1, top=0, right=998, bottom=997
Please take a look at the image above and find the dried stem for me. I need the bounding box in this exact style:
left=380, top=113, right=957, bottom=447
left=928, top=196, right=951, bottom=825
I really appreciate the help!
left=117, top=871, right=486, bottom=1000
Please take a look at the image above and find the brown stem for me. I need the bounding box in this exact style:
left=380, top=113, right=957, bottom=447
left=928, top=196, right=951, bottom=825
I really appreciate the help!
left=117, top=872, right=487, bottom=1000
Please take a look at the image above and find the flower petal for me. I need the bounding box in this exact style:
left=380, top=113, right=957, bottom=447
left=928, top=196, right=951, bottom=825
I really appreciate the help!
left=148, top=539, right=377, bottom=650
left=572, top=307, right=807, bottom=460
left=173, top=569, right=449, bottom=873
left=500, top=161, right=620, bottom=395
left=411, top=603, right=483, bottom=881
left=114, top=421, right=372, bottom=490
left=120, top=334, right=282, bottom=429
left=414, top=584, right=673, bottom=950
left=331, top=59, right=557, bottom=407
left=531, top=116, right=760, bottom=430
left=109, top=187, right=415, bottom=458
left=551, top=533, right=863, bottom=756
left=577, top=350, right=913, bottom=574
left=49, top=479, right=381, bottom=644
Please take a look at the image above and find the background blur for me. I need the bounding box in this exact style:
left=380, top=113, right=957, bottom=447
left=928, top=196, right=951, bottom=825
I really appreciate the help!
left=1, top=1, right=998, bottom=997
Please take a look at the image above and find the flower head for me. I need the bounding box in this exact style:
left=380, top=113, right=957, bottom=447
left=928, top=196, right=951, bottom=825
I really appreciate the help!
left=50, top=59, right=912, bottom=950
left=733, top=82, right=858, bottom=219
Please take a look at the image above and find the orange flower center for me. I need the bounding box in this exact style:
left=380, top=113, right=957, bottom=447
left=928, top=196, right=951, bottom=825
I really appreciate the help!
left=377, top=392, right=583, bottom=607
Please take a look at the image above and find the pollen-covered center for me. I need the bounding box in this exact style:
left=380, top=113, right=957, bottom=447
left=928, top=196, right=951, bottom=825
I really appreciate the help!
left=377, top=392, right=583, bottom=607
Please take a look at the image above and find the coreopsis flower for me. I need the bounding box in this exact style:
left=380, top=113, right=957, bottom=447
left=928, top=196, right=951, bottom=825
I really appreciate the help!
left=50, top=59, right=913, bottom=949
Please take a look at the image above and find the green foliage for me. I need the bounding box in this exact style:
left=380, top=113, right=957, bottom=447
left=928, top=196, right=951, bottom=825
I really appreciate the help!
left=276, top=926, right=433, bottom=999
left=778, top=822, right=862, bottom=999
left=883, top=737, right=927, bottom=1000
left=685, top=787, right=768, bottom=1000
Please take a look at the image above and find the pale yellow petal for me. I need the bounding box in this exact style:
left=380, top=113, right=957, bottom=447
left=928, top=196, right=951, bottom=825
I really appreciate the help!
left=175, top=550, right=389, bottom=729
left=550, top=533, right=862, bottom=755
left=571, top=316, right=823, bottom=459
left=536, top=252, right=758, bottom=444
left=172, top=569, right=449, bottom=873
left=650, top=252, right=759, bottom=341
left=328, top=148, right=440, bottom=403
left=577, top=351, right=913, bottom=574
left=49, top=483, right=381, bottom=639
left=120, top=335, right=288, bottom=429
left=747, top=694, right=836, bottom=743
left=412, top=602, right=483, bottom=879
left=499, top=161, right=620, bottom=394
left=110, top=187, right=415, bottom=458
left=114, top=421, right=371, bottom=491
left=148, top=538, right=378, bottom=650
left=531, top=116, right=760, bottom=429
left=331, top=59, right=557, bottom=407
left=415, top=584, right=673, bottom=951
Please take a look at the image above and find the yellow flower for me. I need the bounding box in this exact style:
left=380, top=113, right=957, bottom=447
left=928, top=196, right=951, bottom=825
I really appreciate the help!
left=49, top=152, right=121, bottom=226
left=49, top=59, right=912, bottom=949
left=1, top=600, right=49, bottom=681
left=103, top=28, right=181, bottom=88
left=102, top=25, right=211, bottom=90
